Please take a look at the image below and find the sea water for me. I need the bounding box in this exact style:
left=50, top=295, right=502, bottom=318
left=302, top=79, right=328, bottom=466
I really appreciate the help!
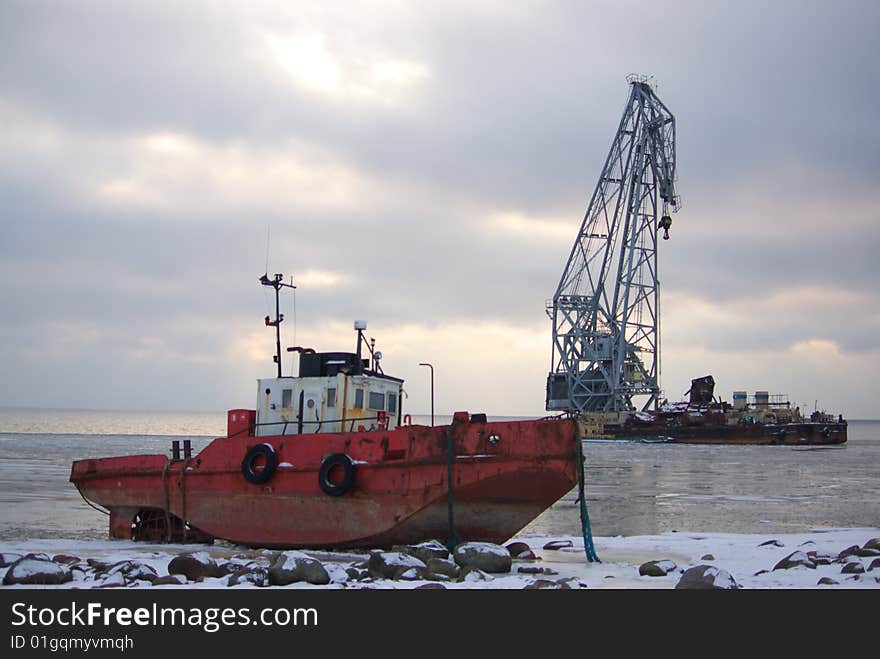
left=0, top=407, right=877, bottom=541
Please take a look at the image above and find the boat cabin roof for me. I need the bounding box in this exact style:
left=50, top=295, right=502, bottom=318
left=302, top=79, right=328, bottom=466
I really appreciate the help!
left=298, top=351, right=403, bottom=384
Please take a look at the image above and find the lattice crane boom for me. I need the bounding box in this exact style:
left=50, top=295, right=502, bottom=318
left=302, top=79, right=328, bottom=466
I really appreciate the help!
left=546, top=76, right=680, bottom=414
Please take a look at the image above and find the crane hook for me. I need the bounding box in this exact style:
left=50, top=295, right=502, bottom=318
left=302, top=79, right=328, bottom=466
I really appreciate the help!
left=659, top=215, right=672, bottom=240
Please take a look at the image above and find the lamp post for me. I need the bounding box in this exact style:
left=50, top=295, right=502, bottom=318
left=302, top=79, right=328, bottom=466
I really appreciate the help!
left=418, top=362, right=434, bottom=426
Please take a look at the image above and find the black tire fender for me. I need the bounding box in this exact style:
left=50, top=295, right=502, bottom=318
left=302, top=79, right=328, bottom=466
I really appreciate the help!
left=241, top=443, right=278, bottom=485
left=318, top=453, right=357, bottom=496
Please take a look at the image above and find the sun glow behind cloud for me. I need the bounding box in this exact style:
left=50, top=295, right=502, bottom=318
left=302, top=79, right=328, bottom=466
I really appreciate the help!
left=264, top=31, right=428, bottom=106
left=95, top=131, right=395, bottom=214
left=294, top=269, right=351, bottom=289
left=482, top=211, right=573, bottom=244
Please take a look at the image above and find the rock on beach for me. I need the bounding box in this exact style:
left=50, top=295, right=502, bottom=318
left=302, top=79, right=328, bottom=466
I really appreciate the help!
left=269, top=551, right=330, bottom=586
left=675, top=565, right=739, bottom=590
left=367, top=552, right=427, bottom=580
left=773, top=551, right=816, bottom=571
left=3, top=558, right=73, bottom=586
left=168, top=552, right=222, bottom=581
left=639, top=560, right=677, bottom=577
left=542, top=540, right=574, bottom=551
left=505, top=542, right=532, bottom=557
left=453, top=542, right=512, bottom=573
left=841, top=561, right=865, bottom=575
left=392, top=540, right=449, bottom=563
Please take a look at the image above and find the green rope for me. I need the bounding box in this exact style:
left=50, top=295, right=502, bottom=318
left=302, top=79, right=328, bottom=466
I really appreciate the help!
left=574, top=418, right=600, bottom=562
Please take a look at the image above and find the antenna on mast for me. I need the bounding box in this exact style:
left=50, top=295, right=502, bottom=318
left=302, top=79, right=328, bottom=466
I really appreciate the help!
left=260, top=272, right=296, bottom=378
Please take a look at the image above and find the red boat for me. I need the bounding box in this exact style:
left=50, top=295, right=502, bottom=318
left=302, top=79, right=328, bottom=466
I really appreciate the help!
left=70, top=274, right=578, bottom=549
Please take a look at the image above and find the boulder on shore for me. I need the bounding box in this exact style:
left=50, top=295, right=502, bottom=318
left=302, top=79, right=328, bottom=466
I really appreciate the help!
left=836, top=545, right=861, bottom=561
left=425, top=557, right=460, bottom=580
left=773, top=551, right=816, bottom=571
left=3, top=557, right=73, bottom=586
left=268, top=551, right=330, bottom=586
left=99, top=560, right=158, bottom=584
left=392, top=540, right=450, bottom=563
left=453, top=542, right=512, bottom=574
left=523, top=579, right=572, bottom=590
left=228, top=567, right=268, bottom=587
left=841, top=561, right=865, bottom=575
left=516, top=565, right=557, bottom=575
left=367, top=552, right=426, bottom=580
left=168, top=552, right=222, bottom=581
left=806, top=550, right=834, bottom=565
left=675, top=565, right=739, bottom=590
left=639, top=560, right=677, bottom=577
left=458, top=566, right=493, bottom=583
left=505, top=542, right=532, bottom=557
left=542, top=540, right=574, bottom=551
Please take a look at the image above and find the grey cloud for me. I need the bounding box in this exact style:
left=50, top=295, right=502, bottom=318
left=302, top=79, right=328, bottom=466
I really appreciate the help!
left=1, top=1, right=878, bottom=414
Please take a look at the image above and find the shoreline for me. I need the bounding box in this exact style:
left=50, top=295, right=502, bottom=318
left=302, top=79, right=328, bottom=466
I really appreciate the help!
left=2, top=528, right=878, bottom=590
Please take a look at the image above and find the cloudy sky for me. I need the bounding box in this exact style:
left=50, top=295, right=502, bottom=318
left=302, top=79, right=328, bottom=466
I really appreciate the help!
left=1, top=1, right=878, bottom=419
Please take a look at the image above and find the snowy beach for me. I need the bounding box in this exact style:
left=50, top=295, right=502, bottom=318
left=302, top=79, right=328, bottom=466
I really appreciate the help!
left=2, top=528, right=878, bottom=590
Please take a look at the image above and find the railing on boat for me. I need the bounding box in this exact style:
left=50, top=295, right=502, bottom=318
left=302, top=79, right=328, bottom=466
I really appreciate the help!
left=230, top=413, right=396, bottom=438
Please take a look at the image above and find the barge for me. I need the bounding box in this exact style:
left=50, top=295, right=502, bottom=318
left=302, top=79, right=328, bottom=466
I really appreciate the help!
left=578, top=375, right=847, bottom=445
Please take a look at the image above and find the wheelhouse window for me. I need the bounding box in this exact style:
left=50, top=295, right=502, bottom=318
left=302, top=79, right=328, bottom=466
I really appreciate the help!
left=282, top=389, right=292, bottom=408
left=327, top=387, right=337, bottom=408
left=368, top=391, right=385, bottom=410
left=387, top=392, right=398, bottom=414
left=354, top=388, right=364, bottom=408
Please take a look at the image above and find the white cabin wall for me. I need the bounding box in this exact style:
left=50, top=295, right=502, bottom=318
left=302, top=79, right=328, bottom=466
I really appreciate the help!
left=255, top=374, right=402, bottom=436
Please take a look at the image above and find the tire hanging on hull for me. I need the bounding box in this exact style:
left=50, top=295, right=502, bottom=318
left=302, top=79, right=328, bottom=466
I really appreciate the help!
left=241, top=444, right=278, bottom=485
left=318, top=453, right=356, bottom=496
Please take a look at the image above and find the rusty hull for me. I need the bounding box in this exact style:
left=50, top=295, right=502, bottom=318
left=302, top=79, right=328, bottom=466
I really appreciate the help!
left=70, top=415, right=578, bottom=548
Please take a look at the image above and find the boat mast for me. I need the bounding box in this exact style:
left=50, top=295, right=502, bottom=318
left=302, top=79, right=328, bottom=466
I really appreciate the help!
left=260, top=273, right=296, bottom=378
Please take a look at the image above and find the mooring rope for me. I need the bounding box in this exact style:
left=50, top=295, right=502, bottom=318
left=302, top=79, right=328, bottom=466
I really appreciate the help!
left=574, top=418, right=600, bottom=562
left=76, top=486, right=109, bottom=516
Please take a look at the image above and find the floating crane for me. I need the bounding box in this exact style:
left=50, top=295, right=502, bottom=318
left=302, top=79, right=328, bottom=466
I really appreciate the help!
left=546, top=76, right=680, bottom=414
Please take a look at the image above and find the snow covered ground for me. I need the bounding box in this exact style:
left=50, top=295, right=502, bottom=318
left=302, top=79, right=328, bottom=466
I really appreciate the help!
left=2, top=527, right=878, bottom=589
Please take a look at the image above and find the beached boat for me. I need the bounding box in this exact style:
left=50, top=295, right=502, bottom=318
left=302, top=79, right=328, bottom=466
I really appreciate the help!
left=69, top=274, right=578, bottom=548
